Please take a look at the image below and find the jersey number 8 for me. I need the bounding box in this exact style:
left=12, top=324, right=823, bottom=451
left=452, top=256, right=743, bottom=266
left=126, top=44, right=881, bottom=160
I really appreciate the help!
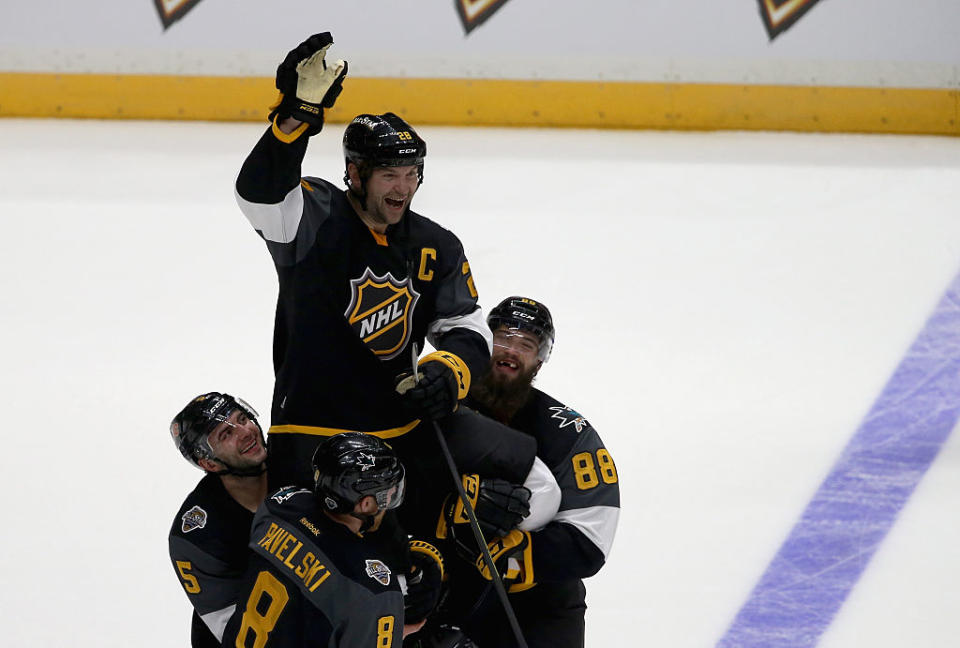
left=572, top=449, right=618, bottom=490
left=236, top=571, right=289, bottom=648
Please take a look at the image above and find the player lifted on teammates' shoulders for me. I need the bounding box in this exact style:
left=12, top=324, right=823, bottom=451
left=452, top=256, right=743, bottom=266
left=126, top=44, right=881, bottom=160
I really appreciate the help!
left=234, top=32, right=490, bottom=487
left=234, top=33, right=558, bottom=543
left=167, top=392, right=269, bottom=647
left=442, top=297, right=621, bottom=648
left=220, top=433, right=448, bottom=647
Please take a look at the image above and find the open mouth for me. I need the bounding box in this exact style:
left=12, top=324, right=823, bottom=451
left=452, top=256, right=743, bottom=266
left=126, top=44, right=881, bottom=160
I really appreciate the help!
left=384, top=197, right=405, bottom=210
left=240, top=439, right=260, bottom=455
left=495, top=359, right=519, bottom=373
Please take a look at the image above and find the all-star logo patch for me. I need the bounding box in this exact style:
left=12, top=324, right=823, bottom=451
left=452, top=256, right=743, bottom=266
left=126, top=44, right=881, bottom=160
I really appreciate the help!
left=365, top=559, right=392, bottom=586
left=271, top=486, right=311, bottom=504
left=757, top=0, right=824, bottom=40
left=181, top=505, right=207, bottom=533
left=549, top=406, right=589, bottom=433
left=345, top=268, right=420, bottom=360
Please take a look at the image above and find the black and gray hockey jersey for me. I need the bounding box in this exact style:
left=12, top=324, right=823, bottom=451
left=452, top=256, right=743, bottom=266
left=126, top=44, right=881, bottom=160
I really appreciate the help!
left=220, top=486, right=406, bottom=647
left=456, top=388, right=620, bottom=647
left=510, top=389, right=619, bottom=582
left=235, top=125, right=493, bottom=489
left=168, top=474, right=254, bottom=645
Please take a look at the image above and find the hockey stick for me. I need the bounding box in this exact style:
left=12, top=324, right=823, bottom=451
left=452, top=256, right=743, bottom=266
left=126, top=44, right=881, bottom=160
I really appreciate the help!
left=411, top=344, right=529, bottom=648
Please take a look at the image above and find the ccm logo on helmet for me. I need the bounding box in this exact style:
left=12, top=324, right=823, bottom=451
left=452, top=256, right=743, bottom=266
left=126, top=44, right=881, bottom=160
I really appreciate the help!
left=398, top=149, right=417, bottom=154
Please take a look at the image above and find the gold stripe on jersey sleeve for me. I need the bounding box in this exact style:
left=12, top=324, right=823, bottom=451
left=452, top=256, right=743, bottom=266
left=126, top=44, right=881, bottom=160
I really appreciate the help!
left=268, top=419, right=421, bottom=439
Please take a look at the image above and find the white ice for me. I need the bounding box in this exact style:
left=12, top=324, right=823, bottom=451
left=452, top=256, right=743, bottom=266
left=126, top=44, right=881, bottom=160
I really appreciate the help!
left=2, top=118, right=960, bottom=647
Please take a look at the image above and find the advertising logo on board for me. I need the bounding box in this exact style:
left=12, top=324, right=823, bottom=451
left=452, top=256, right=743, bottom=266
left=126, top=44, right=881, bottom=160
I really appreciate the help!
left=154, top=0, right=204, bottom=30
left=758, top=0, right=824, bottom=40
left=455, top=0, right=513, bottom=34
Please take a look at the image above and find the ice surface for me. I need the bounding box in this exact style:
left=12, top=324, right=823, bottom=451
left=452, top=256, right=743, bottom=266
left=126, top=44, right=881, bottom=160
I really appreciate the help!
left=1, top=119, right=959, bottom=647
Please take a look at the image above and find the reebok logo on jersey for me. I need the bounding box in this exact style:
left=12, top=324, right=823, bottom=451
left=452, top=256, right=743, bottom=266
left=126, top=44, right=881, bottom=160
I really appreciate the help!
left=549, top=406, right=589, bottom=433
left=344, top=268, right=420, bottom=360
left=181, top=505, right=207, bottom=533
left=365, top=559, right=392, bottom=586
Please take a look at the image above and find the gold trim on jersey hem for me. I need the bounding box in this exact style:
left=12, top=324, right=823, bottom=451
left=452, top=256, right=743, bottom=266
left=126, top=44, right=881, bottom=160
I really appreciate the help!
left=268, top=419, right=421, bottom=439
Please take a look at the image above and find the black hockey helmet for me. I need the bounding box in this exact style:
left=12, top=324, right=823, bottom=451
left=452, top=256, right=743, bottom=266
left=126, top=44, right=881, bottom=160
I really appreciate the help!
left=312, top=432, right=406, bottom=514
left=170, top=392, right=263, bottom=471
left=488, top=296, right=556, bottom=362
left=343, top=112, right=426, bottom=188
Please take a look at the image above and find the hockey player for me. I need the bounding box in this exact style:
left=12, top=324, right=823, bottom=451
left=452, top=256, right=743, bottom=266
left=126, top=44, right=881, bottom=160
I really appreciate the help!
left=167, top=392, right=269, bottom=647
left=442, top=297, right=621, bottom=648
left=235, top=33, right=559, bottom=542
left=220, top=432, right=447, bottom=646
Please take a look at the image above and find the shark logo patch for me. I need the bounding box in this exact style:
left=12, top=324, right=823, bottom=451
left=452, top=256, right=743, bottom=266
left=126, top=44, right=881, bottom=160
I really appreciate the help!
left=548, top=406, right=589, bottom=433
left=271, top=486, right=311, bottom=504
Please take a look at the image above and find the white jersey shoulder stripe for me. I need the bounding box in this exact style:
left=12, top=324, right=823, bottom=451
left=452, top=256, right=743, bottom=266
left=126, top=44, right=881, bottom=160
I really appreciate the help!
left=427, top=309, right=493, bottom=354
left=235, top=184, right=304, bottom=244
left=554, top=505, right=620, bottom=558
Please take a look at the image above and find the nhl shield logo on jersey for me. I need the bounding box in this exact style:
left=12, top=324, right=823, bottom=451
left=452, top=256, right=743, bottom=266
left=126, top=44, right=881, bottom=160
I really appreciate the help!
left=181, top=505, right=207, bottom=533
left=345, top=268, right=420, bottom=360
left=365, top=559, right=392, bottom=586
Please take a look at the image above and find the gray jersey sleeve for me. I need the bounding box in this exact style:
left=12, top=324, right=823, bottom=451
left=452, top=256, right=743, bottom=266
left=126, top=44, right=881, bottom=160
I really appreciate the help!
left=168, top=536, right=244, bottom=641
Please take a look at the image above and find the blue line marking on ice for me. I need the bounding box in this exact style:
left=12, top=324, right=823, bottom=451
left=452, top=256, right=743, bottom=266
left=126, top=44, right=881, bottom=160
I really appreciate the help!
left=717, top=270, right=960, bottom=648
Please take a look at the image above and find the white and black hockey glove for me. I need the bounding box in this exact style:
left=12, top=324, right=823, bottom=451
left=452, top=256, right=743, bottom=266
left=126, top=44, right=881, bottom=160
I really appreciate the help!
left=270, top=32, right=347, bottom=132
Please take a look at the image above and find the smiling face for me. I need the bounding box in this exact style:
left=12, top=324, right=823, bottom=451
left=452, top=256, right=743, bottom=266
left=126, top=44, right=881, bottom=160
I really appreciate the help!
left=200, top=408, right=267, bottom=473
left=470, top=326, right=543, bottom=422
left=348, top=163, right=420, bottom=232
left=490, top=327, right=543, bottom=381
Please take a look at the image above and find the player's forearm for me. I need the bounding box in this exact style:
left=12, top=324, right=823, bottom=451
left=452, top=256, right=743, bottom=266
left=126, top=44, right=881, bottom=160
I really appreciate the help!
left=435, top=327, right=491, bottom=384
left=277, top=116, right=304, bottom=134
left=236, top=123, right=309, bottom=205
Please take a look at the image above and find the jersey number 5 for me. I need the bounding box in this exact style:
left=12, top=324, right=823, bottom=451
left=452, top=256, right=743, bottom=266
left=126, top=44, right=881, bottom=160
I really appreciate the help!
left=572, top=449, right=618, bottom=490
left=175, top=561, right=200, bottom=594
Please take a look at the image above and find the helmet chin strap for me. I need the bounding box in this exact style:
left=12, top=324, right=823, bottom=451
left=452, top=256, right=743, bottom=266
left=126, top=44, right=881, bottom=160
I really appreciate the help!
left=214, top=462, right=268, bottom=478
left=349, top=505, right=383, bottom=534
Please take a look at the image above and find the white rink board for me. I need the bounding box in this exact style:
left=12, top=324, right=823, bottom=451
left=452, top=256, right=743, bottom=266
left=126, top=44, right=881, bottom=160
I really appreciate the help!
left=0, top=0, right=958, bottom=86
left=1, top=120, right=960, bottom=646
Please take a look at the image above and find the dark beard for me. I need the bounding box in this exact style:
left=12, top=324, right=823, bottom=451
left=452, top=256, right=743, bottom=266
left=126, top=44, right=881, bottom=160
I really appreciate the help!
left=470, top=364, right=536, bottom=423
